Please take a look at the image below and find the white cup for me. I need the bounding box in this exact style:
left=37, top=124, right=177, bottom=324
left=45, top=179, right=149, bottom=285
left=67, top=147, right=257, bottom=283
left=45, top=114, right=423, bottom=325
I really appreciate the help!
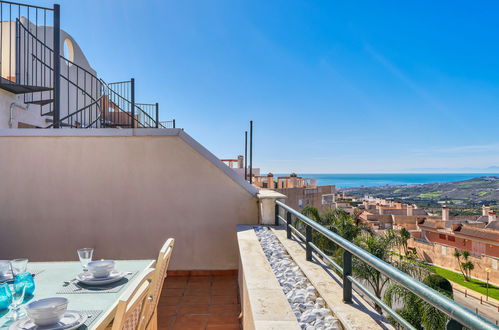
left=87, top=260, right=115, bottom=278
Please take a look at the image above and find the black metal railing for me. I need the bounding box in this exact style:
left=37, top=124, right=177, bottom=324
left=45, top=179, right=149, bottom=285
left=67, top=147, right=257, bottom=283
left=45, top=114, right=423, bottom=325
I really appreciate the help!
left=17, top=19, right=53, bottom=114
left=0, top=1, right=58, bottom=123
left=41, top=53, right=102, bottom=128
left=0, top=1, right=173, bottom=129
left=160, top=120, right=175, bottom=128
left=102, top=80, right=136, bottom=128
left=0, top=1, right=54, bottom=85
left=275, top=201, right=497, bottom=330
left=135, top=103, right=158, bottom=128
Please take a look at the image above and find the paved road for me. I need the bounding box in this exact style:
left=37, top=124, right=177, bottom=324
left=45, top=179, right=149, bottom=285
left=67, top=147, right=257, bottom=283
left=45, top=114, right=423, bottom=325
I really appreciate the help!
left=453, top=289, right=499, bottom=326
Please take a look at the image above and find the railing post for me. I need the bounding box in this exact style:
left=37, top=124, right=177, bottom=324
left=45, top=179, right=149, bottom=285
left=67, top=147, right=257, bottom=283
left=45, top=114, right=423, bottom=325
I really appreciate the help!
left=244, top=131, right=248, bottom=181
left=52, top=4, right=61, bottom=128
left=286, top=211, right=291, bottom=239
left=15, top=20, right=20, bottom=84
left=343, top=250, right=352, bottom=303
left=274, top=204, right=279, bottom=226
left=155, top=103, right=159, bottom=128
left=130, top=78, right=135, bottom=128
left=249, top=120, right=253, bottom=184
left=306, top=225, right=313, bottom=261
left=173, top=119, right=176, bottom=128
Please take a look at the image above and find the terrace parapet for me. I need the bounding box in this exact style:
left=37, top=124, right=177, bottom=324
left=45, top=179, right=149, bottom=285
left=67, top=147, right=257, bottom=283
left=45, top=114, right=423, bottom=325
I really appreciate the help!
left=257, top=189, right=287, bottom=225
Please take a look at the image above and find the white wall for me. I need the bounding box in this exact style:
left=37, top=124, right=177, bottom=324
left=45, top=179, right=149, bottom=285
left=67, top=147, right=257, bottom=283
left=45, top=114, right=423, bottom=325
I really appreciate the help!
left=0, top=129, right=260, bottom=270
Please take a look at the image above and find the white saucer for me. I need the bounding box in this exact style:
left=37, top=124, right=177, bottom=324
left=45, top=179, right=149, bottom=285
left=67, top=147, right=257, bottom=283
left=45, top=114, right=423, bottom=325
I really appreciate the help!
left=76, top=270, right=125, bottom=286
left=9, top=310, right=87, bottom=330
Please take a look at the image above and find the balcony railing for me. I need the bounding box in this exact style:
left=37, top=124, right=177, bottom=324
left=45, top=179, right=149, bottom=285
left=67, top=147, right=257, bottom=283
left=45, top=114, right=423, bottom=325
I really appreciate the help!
left=275, top=200, right=497, bottom=330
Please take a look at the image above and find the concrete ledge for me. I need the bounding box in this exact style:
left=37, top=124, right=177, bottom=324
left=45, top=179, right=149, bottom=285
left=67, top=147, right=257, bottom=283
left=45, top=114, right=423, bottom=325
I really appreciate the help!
left=272, top=228, right=394, bottom=330
left=256, top=189, right=287, bottom=200
left=237, top=225, right=300, bottom=330
left=0, top=128, right=183, bottom=136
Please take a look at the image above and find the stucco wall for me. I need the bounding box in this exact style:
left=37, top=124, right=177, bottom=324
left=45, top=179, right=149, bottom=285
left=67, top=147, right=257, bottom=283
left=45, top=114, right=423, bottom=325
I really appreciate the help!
left=409, top=239, right=499, bottom=284
left=277, top=185, right=335, bottom=211
left=0, top=129, right=259, bottom=270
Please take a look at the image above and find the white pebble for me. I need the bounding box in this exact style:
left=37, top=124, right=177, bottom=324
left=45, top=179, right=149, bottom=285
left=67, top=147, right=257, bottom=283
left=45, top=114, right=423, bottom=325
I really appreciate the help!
left=254, top=227, right=339, bottom=328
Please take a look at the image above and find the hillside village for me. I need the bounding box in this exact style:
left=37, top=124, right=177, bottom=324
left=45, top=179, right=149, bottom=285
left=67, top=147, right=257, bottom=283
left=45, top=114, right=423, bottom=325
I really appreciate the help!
left=340, top=176, right=499, bottom=211
left=331, top=194, right=499, bottom=284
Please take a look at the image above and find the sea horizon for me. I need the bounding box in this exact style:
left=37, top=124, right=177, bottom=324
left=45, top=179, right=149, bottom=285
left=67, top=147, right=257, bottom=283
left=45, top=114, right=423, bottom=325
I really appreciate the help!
left=274, top=173, right=499, bottom=188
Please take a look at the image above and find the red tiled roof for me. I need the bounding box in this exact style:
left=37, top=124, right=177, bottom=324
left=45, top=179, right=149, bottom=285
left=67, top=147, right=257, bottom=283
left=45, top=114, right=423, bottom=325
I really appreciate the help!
left=454, top=225, right=499, bottom=242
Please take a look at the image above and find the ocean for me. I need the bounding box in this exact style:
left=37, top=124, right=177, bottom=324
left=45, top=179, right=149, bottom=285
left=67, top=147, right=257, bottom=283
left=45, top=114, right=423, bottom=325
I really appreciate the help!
left=276, top=173, right=499, bottom=188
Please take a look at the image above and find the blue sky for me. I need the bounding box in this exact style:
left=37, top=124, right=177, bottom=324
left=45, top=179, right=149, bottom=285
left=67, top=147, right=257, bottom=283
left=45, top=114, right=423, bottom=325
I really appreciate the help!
left=32, top=0, right=499, bottom=173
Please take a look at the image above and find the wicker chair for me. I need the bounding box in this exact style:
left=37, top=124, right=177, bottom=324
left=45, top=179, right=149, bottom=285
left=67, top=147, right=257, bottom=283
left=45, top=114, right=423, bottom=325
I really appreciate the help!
left=144, top=238, right=175, bottom=330
left=111, top=268, right=155, bottom=330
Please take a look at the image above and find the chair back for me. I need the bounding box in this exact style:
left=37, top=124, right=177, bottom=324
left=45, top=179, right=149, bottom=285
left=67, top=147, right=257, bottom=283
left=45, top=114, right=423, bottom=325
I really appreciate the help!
left=144, top=238, right=175, bottom=326
left=112, top=268, right=155, bottom=330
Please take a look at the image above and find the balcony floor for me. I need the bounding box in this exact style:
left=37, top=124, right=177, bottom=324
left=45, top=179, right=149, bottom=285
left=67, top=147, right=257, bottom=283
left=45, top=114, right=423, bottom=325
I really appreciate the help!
left=159, top=273, right=241, bottom=329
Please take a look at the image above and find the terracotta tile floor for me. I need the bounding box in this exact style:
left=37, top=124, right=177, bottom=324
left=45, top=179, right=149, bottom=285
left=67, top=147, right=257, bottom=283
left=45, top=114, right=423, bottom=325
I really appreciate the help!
left=158, top=274, right=241, bottom=329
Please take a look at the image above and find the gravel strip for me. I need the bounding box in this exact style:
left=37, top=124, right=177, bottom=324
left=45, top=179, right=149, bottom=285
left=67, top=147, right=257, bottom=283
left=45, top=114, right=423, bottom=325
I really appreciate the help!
left=255, top=226, right=340, bottom=330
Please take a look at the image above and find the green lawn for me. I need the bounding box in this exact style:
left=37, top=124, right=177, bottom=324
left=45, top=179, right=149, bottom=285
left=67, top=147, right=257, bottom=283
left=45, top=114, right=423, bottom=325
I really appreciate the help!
left=432, top=265, right=499, bottom=300
left=418, top=191, right=442, bottom=198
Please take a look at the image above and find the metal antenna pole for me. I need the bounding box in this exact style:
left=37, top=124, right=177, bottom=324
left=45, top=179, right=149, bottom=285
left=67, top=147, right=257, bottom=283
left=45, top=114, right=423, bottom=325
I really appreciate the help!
left=244, top=131, right=248, bottom=180
left=249, top=121, right=253, bottom=184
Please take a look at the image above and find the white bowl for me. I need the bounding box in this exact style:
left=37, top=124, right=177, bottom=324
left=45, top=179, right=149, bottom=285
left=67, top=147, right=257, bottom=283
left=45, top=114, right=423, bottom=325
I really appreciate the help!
left=87, top=260, right=115, bottom=278
left=26, top=297, right=68, bottom=326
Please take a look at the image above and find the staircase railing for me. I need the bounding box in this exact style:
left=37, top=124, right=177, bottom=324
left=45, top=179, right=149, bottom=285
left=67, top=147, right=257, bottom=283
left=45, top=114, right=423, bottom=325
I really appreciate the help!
left=101, top=80, right=136, bottom=128
left=135, top=103, right=158, bottom=128
left=0, top=1, right=60, bottom=125
left=17, top=19, right=53, bottom=114
left=0, top=1, right=54, bottom=86
left=160, top=120, right=175, bottom=128
left=1, top=1, right=174, bottom=129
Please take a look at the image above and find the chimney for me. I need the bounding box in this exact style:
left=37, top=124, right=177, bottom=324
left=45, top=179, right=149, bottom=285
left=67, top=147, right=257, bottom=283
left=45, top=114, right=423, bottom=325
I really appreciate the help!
left=442, top=206, right=449, bottom=222
left=267, top=173, right=274, bottom=189
left=377, top=204, right=384, bottom=215
left=407, top=204, right=413, bottom=216
left=488, top=211, right=496, bottom=224
left=237, top=155, right=244, bottom=169
left=482, top=205, right=491, bottom=216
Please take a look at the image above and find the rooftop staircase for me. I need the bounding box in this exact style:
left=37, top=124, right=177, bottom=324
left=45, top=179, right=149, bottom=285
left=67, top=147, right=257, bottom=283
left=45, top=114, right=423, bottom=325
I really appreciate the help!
left=0, top=0, right=174, bottom=129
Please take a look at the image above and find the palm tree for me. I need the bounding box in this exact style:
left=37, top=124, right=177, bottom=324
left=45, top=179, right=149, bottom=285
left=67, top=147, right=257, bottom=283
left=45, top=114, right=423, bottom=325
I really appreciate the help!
left=462, top=261, right=474, bottom=280
left=352, top=231, right=398, bottom=313
left=453, top=250, right=474, bottom=281
left=301, top=206, right=372, bottom=256
left=301, top=205, right=321, bottom=222
left=453, top=250, right=465, bottom=279
left=398, top=228, right=411, bottom=256
left=384, top=274, right=453, bottom=329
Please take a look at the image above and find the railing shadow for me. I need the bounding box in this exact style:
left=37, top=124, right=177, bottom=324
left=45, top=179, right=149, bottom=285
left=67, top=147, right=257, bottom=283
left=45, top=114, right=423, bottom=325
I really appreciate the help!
left=284, top=229, right=393, bottom=330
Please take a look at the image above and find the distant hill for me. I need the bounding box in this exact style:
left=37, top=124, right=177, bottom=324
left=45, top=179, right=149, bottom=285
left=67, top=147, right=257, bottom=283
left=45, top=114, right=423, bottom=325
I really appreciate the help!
left=339, top=176, right=499, bottom=208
